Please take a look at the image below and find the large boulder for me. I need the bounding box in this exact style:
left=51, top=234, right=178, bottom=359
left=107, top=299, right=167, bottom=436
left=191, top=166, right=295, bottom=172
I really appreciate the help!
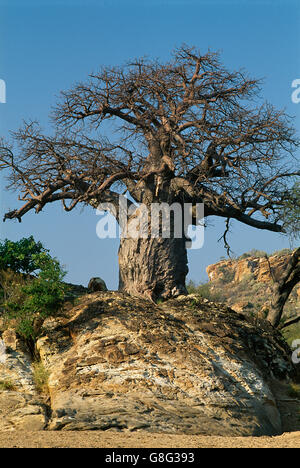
left=87, top=277, right=107, bottom=292
left=32, top=292, right=297, bottom=436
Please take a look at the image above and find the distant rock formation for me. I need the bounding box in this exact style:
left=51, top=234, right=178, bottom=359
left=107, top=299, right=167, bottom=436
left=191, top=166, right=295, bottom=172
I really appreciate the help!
left=0, top=292, right=298, bottom=435
left=205, top=252, right=300, bottom=318
left=206, top=253, right=291, bottom=284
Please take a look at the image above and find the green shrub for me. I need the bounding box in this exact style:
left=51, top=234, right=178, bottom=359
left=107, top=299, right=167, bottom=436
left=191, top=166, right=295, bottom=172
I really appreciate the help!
left=218, top=266, right=235, bottom=284
left=187, top=280, right=224, bottom=302
left=282, top=181, right=300, bottom=241
left=32, top=361, right=49, bottom=395
left=187, top=280, right=199, bottom=294
left=282, top=322, right=300, bottom=347
left=0, top=236, right=47, bottom=274
left=238, top=249, right=267, bottom=260
left=272, top=248, right=292, bottom=257
left=0, top=379, right=15, bottom=391
left=0, top=238, right=67, bottom=341
left=287, top=383, right=300, bottom=399
left=0, top=269, right=27, bottom=307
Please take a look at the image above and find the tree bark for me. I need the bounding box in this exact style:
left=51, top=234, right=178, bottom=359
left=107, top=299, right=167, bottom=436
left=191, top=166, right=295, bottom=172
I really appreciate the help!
left=267, top=248, right=300, bottom=328
left=118, top=236, right=189, bottom=301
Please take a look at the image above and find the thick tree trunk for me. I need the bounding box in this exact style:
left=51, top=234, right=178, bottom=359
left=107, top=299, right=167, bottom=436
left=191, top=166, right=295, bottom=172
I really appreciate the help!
left=267, top=282, right=297, bottom=328
left=267, top=248, right=300, bottom=328
left=118, top=236, right=189, bottom=301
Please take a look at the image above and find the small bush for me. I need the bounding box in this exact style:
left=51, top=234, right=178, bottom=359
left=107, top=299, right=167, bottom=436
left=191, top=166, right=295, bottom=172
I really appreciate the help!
left=0, top=236, right=46, bottom=274
left=32, top=361, right=49, bottom=395
left=218, top=266, right=235, bottom=284
left=0, top=237, right=68, bottom=341
left=282, top=322, right=300, bottom=347
left=238, top=249, right=267, bottom=260
left=287, top=383, right=300, bottom=399
left=0, top=269, right=27, bottom=311
left=187, top=280, right=224, bottom=302
left=0, top=379, right=15, bottom=391
left=272, top=248, right=292, bottom=257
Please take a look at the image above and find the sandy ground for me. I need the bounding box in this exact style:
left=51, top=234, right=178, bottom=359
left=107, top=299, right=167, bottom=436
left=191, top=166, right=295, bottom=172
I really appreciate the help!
left=0, top=431, right=299, bottom=448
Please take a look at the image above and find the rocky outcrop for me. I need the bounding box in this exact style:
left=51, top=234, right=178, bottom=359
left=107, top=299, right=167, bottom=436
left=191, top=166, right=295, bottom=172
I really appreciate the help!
left=205, top=253, right=300, bottom=317
left=1, top=292, right=297, bottom=436
left=206, top=254, right=291, bottom=284
left=0, top=330, right=47, bottom=431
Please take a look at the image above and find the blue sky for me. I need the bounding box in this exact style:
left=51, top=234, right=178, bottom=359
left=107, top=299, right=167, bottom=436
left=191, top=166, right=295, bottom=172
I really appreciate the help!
left=0, top=0, right=299, bottom=288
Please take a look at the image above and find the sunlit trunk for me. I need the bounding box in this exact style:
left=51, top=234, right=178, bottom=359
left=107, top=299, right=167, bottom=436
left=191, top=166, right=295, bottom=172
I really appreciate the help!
left=118, top=235, right=188, bottom=301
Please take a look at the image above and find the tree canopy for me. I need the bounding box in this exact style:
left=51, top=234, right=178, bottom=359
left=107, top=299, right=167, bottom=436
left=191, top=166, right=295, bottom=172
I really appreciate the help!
left=0, top=45, right=299, bottom=300
left=0, top=45, right=299, bottom=231
left=0, top=236, right=47, bottom=274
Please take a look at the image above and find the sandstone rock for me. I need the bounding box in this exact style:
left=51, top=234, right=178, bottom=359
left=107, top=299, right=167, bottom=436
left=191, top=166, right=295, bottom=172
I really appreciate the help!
left=0, top=392, right=47, bottom=431
left=0, top=332, right=48, bottom=430
left=205, top=253, right=299, bottom=327
left=0, top=334, right=35, bottom=393
left=256, top=256, right=289, bottom=283
left=0, top=292, right=297, bottom=436
left=206, top=254, right=291, bottom=285
left=234, top=258, right=258, bottom=282
left=206, top=260, right=234, bottom=282
left=87, top=277, right=108, bottom=292
left=258, top=304, right=270, bottom=319
left=231, top=300, right=252, bottom=313
left=2, top=329, right=17, bottom=351
left=34, top=292, right=295, bottom=436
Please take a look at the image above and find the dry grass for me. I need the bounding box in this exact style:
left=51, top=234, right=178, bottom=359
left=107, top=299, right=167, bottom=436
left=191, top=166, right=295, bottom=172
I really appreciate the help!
left=32, top=361, right=50, bottom=395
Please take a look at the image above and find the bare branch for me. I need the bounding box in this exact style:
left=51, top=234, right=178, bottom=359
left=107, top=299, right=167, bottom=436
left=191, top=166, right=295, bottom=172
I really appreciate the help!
left=0, top=45, right=298, bottom=237
left=279, top=315, right=300, bottom=330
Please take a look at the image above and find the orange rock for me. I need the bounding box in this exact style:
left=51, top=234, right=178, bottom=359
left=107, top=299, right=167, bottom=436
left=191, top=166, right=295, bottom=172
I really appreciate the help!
left=206, top=253, right=292, bottom=285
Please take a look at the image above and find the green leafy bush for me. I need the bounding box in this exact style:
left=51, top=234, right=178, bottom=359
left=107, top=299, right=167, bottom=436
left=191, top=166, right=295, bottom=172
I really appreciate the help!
left=238, top=249, right=267, bottom=260
left=187, top=280, right=224, bottom=302
left=0, top=379, right=15, bottom=391
left=282, top=181, right=300, bottom=241
left=0, top=236, right=46, bottom=274
left=0, top=237, right=67, bottom=340
left=0, top=268, right=27, bottom=305
left=32, top=361, right=50, bottom=395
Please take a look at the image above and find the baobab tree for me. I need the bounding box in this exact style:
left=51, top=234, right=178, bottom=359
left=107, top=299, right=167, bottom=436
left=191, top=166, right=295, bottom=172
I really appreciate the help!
left=0, top=45, right=299, bottom=301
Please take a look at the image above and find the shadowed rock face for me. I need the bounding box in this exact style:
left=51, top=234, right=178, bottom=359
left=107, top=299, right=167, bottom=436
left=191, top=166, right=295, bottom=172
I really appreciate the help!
left=0, top=331, right=47, bottom=431
left=0, top=292, right=297, bottom=435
